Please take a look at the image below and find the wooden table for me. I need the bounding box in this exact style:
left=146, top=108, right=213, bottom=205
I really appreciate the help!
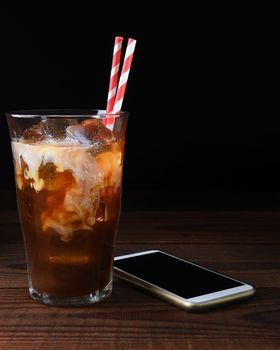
left=0, top=192, right=279, bottom=349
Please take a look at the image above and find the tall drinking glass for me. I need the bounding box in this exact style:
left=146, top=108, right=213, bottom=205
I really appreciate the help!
left=6, top=109, right=128, bottom=306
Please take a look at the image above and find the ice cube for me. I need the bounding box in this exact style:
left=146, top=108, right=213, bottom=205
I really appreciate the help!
left=22, top=122, right=47, bottom=144
left=81, top=119, right=113, bottom=143
left=66, top=124, right=91, bottom=146
left=45, top=118, right=75, bottom=139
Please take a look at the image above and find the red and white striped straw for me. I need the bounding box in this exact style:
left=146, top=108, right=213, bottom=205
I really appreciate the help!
left=106, top=36, right=123, bottom=113
left=112, top=38, right=137, bottom=114
left=104, top=36, right=123, bottom=126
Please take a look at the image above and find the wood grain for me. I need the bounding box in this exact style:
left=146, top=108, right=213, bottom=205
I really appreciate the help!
left=0, top=193, right=280, bottom=349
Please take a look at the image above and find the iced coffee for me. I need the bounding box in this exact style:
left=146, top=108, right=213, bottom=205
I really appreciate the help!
left=7, top=110, right=127, bottom=305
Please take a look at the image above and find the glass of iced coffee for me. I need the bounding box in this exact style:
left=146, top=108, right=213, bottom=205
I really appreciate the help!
left=6, top=109, right=128, bottom=306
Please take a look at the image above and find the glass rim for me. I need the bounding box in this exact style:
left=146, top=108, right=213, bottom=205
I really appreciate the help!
left=5, top=108, right=129, bottom=119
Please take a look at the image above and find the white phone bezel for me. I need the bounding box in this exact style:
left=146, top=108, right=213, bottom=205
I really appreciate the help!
left=114, top=250, right=255, bottom=306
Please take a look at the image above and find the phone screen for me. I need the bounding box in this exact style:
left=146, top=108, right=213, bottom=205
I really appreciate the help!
left=114, top=252, right=244, bottom=299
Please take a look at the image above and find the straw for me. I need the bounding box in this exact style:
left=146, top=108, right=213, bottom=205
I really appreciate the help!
left=105, top=37, right=137, bottom=129
left=106, top=36, right=123, bottom=114
left=112, top=38, right=137, bottom=114
left=104, top=36, right=123, bottom=127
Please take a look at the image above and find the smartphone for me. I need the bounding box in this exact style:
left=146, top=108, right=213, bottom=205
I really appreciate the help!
left=114, top=250, right=256, bottom=311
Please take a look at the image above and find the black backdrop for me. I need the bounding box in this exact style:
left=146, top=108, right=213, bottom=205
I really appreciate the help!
left=0, top=3, right=276, bottom=191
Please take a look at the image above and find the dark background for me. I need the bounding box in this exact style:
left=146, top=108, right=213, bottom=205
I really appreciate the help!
left=0, top=3, right=276, bottom=193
